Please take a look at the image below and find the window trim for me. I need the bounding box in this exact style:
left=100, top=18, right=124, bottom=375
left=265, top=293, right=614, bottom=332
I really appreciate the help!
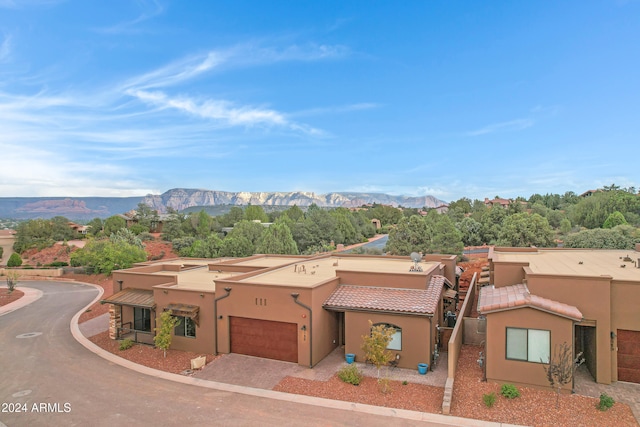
left=133, top=307, right=151, bottom=332
left=174, top=315, right=196, bottom=339
left=505, top=327, right=550, bottom=363
left=372, top=323, right=402, bottom=351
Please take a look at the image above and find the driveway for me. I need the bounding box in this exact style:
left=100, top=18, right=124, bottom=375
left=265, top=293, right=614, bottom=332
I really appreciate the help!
left=0, top=281, right=487, bottom=427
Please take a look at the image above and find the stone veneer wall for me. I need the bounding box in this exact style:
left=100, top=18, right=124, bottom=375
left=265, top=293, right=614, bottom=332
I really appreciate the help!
left=108, top=305, right=121, bottom=340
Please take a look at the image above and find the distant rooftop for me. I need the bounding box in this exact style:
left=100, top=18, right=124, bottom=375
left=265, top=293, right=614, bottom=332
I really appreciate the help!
left=237, top=255, right=440, bottom=288
left=492, top=248, right=640, bottom=282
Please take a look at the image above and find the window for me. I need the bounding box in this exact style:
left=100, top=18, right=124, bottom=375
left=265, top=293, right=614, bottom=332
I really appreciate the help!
left=373, top=323, right=402, bottom=351
left=174, top=316, right=196, bottom=338
left=506, top=328, right=550, bottom=363
left=133, top=307, right=151, bottom=332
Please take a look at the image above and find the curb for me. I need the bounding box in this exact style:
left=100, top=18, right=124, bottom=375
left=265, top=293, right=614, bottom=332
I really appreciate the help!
left=14, top=279, right=521, bottom=426
left=0, top=286, right=44, bottom=316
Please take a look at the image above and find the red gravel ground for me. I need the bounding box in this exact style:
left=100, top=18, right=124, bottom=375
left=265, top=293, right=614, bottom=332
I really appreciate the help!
left=450, top=345, right=638, bottom=426
left=0, top=288, right=24, bottom=306
left=274, top=375, right=444, bottom=413
left=89, top=330, right=218, bottom=374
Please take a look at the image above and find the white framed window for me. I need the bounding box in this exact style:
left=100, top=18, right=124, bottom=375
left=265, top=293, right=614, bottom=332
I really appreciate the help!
left=373, top=323, right=402, bottom=351
left=174, top=316, right=196, bottom=338
left=506, top=327, right=550, bottom=363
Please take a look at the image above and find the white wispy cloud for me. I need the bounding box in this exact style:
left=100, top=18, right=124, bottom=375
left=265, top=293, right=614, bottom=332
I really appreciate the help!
left=0, top=34, right=11, bottom=62
left=291, top=102, right=380, bottom=117
left=120, top=52, right=225, bottom=91
left=94, top=0, right=165, bottom=34
left=466, top=118, right=534, bottom=136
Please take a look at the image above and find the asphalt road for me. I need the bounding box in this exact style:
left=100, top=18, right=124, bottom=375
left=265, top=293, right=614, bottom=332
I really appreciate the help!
left=0, top=281, right=467, bottom=427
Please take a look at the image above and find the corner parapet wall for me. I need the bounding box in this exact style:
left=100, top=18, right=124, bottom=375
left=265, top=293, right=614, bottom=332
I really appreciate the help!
left=443, top=272, right=477, bottom=415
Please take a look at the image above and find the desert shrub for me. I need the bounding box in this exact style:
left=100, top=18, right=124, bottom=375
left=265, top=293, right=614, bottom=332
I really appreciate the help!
left=119, top=338, right=134, bottom=351
left=46, top=261, right=69, bottom=267
left=338, top=364, right=363, bottom=386
left=483, top=392, right=496, bottom=408
left=402, top=380, right=408, bottom=386
left=597, top=393, right=615, bottom=411
left=7, top=253, right=22, bottom=267
left=500, top=383, right=520, bottom=399
left=138, top=232, right=155, bottom=241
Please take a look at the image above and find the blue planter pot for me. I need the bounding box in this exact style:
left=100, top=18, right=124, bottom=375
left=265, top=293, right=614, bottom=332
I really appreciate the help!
left=418, top=363, right=429, bottom=375
left=345, top=353, right=356, bottom=364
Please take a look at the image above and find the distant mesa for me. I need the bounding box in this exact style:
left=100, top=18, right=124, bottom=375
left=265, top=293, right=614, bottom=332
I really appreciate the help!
left=15, top=198, right=108, bottom=215
left=141, top=188, right=447, bottom=213
left=0, top=188, right=447, bottom=220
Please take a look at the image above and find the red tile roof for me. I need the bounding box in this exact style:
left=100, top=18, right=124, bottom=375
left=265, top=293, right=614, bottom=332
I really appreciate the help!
left=477, top=283, right=582, bottom=321
left=324, top=282, right=443, bottom=315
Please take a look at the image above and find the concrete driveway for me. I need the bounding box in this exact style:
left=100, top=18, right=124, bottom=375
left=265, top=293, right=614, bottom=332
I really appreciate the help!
left=0, top=281, right=499, bottom=427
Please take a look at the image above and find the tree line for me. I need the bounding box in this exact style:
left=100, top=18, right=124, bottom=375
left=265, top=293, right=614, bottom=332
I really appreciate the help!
left=8, top=185, right=640, bottom=274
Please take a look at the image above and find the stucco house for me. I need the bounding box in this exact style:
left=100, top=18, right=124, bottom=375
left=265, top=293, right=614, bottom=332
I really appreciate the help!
left=103, top=253, right=458, bottom=370
left=478, top=245, right=640, bottom=391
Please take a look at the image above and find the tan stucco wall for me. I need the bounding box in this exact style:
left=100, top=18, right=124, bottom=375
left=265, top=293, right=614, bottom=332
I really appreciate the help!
left=217, top=282, right=337, bottom=366
left=525, top=272, right=612, bottom=384
left=344, top=312, right=431, bottom=370
left=337, top=270, right=431, bottom=289
left=153, top=287, right=216, bottom=354
left=485, top=307, right=575, bottom=392
left=112, top=270, right=176, bottom=293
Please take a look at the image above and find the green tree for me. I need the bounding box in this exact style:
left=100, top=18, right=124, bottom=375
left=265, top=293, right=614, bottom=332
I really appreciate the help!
left=7, top=253, right=22, bottom=267
left=603, top=211, right=628, bottom=229
left=70, top=239, right=147, bottom=275
left=87, top=218, right=104, bottom=237
left=385, top=216, right=430, bottom=255
left=219, top=236, right=254, bottom=257
left=135, top=203, right=160, bottom=232
left=110, top=228, right=144, bottom=248
left=361, top=321, right=396, bottom=380
left=256, top=219, right=299, bottom=255
left=194, top=210, right=212, bottom=238
left=428, top=213, right=463, bottom=254
left=497, top=213, right=554, bottom=247
left=244, top=205, right=269, bottom=223
left=227, top=220, right=265, bottom=247
left=282, top=205, right=304, bottom=222
left=154, top=311, right=180, bottom=358
left=161, top=212, right=186, bottom=241
left=560, top=218, right=572, bottom=235
left=103, top=215, right=127, bottom=235
left=564, top=228, right=637, bottom=249
left=457, top=217, right=483, bottom=246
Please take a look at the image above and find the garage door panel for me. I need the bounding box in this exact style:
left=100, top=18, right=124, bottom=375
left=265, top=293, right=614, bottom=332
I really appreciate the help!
left=617, top=329, right=640, bottom=383
left=230, top=317, right=298, bottom=363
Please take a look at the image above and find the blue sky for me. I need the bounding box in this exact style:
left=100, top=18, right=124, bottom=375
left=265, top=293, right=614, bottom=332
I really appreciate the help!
left=1, top=1, right=638, bottom=202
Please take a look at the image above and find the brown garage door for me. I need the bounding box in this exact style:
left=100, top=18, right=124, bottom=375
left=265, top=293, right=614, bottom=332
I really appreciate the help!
left=230, top=317, right=298, bottom=363
left=618, top=329, right=640, bottom=383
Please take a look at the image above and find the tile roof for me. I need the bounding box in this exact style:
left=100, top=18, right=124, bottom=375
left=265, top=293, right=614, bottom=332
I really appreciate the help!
left=477, top=283, right=582, bottom=321
left=324, top=275, right=448, bottom=315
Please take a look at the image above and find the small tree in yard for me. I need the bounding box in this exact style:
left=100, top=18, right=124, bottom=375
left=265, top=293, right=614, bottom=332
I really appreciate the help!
left=361, top=320, right=396, bottom=381
left=543, top=342, right=584, bottom=408
left=5, top=270, right=19, bottom=293
left=154, top=311, right=180, bottom=358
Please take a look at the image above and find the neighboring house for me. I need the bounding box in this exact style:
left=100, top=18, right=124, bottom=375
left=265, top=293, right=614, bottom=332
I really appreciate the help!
left=579, top=189, right=600, bottom=198
left=104, top=253, right=458, bottom=370
left=117, top=210, right=170, bottom=233
left=68, top=222, right=89, bottom=235
left=479, top=245, right=640, bottom=391
left=483, top=197, right=512, bottom=208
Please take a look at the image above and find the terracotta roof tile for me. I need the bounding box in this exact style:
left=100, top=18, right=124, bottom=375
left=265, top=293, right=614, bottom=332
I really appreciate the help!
left=477, top=284, right=582, bottom=321
left=324, top=281, right=444, bottom=315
